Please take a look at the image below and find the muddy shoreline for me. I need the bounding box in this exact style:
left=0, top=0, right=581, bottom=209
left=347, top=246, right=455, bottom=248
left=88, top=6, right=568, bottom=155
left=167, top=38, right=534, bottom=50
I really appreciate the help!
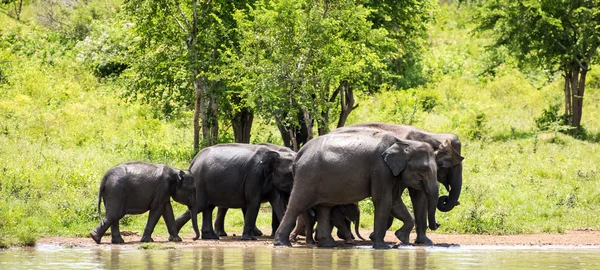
left=35, top=229, right=600, bottom=248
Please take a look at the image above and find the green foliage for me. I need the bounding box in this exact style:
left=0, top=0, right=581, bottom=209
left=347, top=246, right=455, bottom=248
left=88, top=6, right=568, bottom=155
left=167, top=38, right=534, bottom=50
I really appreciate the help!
left=0, top=238, right=8, bottom=249
left=473, top=0, right=600, bottom=127
left=75, top=19, right=135, bottom=79
left=2, top=1, right=600, bottom=246
left=35, top=0, right=120, bottom=41
left=474, top=0, right=600, bottom=71
left=534, top=103, right=572, bottom=133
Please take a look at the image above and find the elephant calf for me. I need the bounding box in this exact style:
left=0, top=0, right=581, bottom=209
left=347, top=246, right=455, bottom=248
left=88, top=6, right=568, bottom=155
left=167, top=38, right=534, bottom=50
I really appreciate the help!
left=90, top=162, right=195, bottom=244
left=290, top=203, right=365, bottom=244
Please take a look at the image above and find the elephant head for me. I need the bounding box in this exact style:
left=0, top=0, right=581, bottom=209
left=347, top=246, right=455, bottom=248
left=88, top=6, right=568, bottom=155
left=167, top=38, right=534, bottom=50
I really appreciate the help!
left=338, top=203, right=365, bottom=241
left=261, top=150, right=295, bottom=195
left=260, top=149, right=295, bottom=224
left=433, top=138, right=464, bottom=212
left=383, top=140, right=439, bottom=231
left=171, top=170, right=200, bottom=239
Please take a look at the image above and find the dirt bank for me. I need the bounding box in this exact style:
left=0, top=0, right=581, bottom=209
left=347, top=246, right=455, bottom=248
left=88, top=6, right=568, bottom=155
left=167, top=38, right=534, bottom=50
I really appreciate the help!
left=37, top=229, right=600, bottom=248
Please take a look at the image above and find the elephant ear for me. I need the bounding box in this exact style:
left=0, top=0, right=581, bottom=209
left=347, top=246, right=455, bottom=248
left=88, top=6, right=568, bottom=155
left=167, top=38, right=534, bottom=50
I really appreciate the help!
left=260, top=150, right=281, bottom=177
left=382, top=142, right=410, bottom=177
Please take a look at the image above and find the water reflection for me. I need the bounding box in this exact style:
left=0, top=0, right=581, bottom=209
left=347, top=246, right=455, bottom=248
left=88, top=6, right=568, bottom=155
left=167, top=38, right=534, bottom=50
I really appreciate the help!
left=1, top=244, right=600, bottom=269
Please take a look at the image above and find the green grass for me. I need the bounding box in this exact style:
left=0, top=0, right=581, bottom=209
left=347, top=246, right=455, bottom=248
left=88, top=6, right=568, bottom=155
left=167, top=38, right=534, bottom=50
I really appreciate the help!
left=1, top=3, right=600, bottom=246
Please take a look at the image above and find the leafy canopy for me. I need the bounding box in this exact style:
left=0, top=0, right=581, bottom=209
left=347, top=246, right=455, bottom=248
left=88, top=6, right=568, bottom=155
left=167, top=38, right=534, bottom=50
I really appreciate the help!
left=475, top=0, right=600, bottom=72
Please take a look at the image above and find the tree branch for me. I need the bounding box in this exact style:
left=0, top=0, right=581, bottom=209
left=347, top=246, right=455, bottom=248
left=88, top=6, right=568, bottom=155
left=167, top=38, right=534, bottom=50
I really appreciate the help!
left=574, top=58, right=589, bottom=72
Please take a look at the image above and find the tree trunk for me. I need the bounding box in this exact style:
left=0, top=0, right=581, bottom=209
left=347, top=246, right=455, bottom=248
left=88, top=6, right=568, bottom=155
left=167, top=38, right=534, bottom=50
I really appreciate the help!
left=301, top=110, right=313, bottom=143
left=564, top=71, right=572, bottom=123
left=337, top=80, right=358, bottom=128
left=232, top=106, right=254, bottom=143
left=318, top=85, right=340, bottom=135
left=208, top=87, right=219, bottom=145
left=573, top=64, right=587, bottom=127
left=16, top=0, right=23, bottom=21
left=276, top=122, right=292, bottom=148
left=318, top=110, right=330, bottom=136
left=193, top=73, right=202, bottom=152
left=564, top=62, right=587, bottom=128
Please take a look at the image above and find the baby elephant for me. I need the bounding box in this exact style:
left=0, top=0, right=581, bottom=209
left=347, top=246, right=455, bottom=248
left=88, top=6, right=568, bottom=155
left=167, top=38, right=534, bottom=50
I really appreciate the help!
left=291, top=203, right=365, bottom=244
left=90, top=162, right=195, bottom=244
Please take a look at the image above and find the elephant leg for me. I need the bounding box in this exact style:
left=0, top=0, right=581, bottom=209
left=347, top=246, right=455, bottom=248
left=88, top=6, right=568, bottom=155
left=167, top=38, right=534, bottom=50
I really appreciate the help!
left=90, top=216, right=114, bottom=244
left=302, top=211, right=316, bottom=244
left=271, top=211, right=279, bottom=238
left=332, top=208, right=354, bottom=244
left=175, top=209, right=192, bottom=233
left=372, top=195, right=393, bottom=249
left=214, top=207, right=228, bottom=237
left=314, top=206, right=336, bottom=247
left=201, top=205, right=219, bottom=240
left=390, top=198, right=415, bottom=245
left=338, top=219, right=355, bottom=240
left=289, top=216, right=305, bottom=242
left=269, top=192, right=287, bottom=237
left=110, top=219, right=125, bottom=244
left=369, top=215, right=394, bottom=242
left=409, top=188, right=432, bottom=245
left=273, top=188, right=316, bottom=246
left=241, top=202, right=261, bottom=241
left=163, top=203, right=182, bottom=242
left=241, top=208, right=264, bottom=237
left=141, top=207, right=164, bottom=242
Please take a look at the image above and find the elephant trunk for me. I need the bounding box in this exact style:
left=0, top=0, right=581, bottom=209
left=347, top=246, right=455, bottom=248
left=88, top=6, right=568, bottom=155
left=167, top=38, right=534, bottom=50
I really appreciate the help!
left=354, top=214, right=365, bottom=241
left=428, top=179, right=440, bottom=231
left=437, top=164, right=462, bottom=212
left=191, top=207, right=200, bottom=240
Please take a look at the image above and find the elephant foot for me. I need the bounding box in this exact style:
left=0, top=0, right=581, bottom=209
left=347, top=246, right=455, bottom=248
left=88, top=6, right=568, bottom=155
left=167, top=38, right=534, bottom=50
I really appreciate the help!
left=111, top=236, right=125, bottom=244
left=168, top=235, right=182, bottom=242
left=394, top=229, right=411, bottom=245
left=344, top=239, right=356, bottom=245
left=140, top=235, right=154, bottom=243
left=373, top=242, right=391, bottom=249
left=414, top=235, right=433, bottom=245
left=252, top=227, right=263, bottom=237
left=90, top=231, right=102, bottom=244
left=241, top=234, right=258, bottom=241
left=289, top=232, right=298, bottom=242
left=317, top=238, right=337, bottom=248
left=368, top=232, right=376, bottom=242
left=201, top=232, right=220, bottom=240
left=273, top=238, right=292, bottom=247
left=215, top=230, right=228, bottom=237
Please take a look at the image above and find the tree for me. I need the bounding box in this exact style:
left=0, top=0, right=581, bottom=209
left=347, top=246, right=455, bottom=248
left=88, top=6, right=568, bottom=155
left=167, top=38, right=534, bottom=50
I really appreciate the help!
left=1, top=0, right=23, bottom=21
left=123, top=0, right=255, bottom=150
left=475, top=0, right=600, bottom=129
left=232, top=0, right=397, bottom=149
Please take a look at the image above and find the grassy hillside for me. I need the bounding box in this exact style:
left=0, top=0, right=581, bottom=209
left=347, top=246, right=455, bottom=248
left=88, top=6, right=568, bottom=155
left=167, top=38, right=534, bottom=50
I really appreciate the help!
left=349, top=5, right=600, bottom=235
left=1, top=4, right=599, bottom=246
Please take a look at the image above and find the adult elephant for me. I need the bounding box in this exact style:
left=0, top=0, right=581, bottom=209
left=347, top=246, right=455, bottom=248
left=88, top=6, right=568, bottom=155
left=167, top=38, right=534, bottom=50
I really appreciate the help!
left=273, top=131, right=439, bottom=249
left=214, top=142, right=294, bottom=237
left=90, top=162, right=195, bottom=244
left=175, top=143, right=294, bottom=241
left=333, top=122, right=464, bottom=212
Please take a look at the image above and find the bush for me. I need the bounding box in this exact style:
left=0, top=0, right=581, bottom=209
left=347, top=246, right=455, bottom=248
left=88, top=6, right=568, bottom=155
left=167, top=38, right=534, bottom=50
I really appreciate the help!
left=534, top=103, right=568, bottom=132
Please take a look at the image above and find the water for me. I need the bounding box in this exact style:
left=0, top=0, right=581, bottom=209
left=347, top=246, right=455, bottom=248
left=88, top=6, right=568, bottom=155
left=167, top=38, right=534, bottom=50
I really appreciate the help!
left=1, top=244, right=599, bottom=269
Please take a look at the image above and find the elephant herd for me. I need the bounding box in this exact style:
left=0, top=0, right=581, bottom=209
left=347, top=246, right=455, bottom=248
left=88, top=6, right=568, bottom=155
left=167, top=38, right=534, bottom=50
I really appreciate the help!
left=90, top=122, right=464, bottom=249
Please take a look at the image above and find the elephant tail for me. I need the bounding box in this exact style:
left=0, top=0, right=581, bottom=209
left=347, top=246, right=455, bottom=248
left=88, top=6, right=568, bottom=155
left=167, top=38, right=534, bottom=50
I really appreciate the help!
left=97, top=176, right=106, bottom=226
